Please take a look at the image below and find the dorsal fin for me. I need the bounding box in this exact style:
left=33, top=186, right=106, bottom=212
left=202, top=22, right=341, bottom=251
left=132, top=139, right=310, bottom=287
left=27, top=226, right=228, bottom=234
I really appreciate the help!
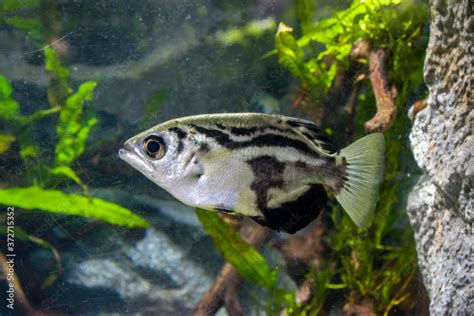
left=284, top=119, right=336, bottom=155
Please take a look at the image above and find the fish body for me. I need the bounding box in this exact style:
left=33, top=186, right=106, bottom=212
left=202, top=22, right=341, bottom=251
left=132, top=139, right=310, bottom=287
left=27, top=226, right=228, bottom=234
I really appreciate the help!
left=119, top=113, right=384, bottom=233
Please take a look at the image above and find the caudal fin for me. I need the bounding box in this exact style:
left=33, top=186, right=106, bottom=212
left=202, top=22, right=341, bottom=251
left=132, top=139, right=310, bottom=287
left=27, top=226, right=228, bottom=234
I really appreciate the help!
left=335, top=133, right=385, bottom=227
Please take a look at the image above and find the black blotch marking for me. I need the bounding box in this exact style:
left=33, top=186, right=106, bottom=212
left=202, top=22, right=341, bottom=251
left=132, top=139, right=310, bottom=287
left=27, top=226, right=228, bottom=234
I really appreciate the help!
left=169, top=127, right=187, bottom=139
left=239, top=134, right=318, bottom=157
left=199, top=142, right=210, bottom=153
left=252, top=184, right=327, bottom=234
left=301, top=131, right=335, bottom=153
left=191, top=125, right=322, bottom=157
left=169, top=127, right=186, bottom=154
left=215, top=208, right=234, bottom=214
left=286, top=120, right=336, bottom=153
left=190, top=125, right=231, bottom=144
left=177, top=140, right=184, bottom=154
left=340, top=156, right=349, bottom=190
left=215, top=123, right=226, bottom=130
left=267, top=125, right=296, bottom=135
left=286, top=119, right=309, bottom=129
left=295, top=161, right=308, bottom=169
left=192, top=158, right=203, bottom=178
left=229, top=126, right=259, bottom=136
left=247, top=155, right=286, bottom=215
left=301, top=131, right=316, bottom=140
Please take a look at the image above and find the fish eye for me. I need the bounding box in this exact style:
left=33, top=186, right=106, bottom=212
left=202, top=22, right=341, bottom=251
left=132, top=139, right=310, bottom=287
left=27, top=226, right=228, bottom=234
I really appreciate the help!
left=143, top=135, right=166, bottom=159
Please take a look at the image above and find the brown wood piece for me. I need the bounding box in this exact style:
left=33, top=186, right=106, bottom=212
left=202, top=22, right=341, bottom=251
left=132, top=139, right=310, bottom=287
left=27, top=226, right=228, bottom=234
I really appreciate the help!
left=364, top=49, right=398, bottom=133
left=408, top=99, right=428, bottom=121
left=193, top=219, right=271, bottom=316
left=343, top=300, right=376, bottom=316
left=1, top=251, right=35, bottom=315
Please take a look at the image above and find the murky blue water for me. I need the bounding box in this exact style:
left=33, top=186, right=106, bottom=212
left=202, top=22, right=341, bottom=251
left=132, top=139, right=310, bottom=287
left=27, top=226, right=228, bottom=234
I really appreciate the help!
left=0, top=0, right=428, bottom=315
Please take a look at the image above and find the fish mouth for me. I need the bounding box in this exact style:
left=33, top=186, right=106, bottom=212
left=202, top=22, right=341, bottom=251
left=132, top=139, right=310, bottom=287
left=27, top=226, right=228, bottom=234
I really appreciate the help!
left=118, top=142, right=134, bottom=160
left=118, top=141, right=154, bottom=173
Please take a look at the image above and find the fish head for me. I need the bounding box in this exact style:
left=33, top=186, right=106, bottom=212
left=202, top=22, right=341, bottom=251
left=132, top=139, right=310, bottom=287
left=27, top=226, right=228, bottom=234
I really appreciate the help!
left=118, top=122, right=216, bottom=205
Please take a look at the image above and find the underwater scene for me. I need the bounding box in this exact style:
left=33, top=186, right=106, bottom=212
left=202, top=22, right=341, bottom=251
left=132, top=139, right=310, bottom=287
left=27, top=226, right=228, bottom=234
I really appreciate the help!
left=1, top=0, right=473, bottom=315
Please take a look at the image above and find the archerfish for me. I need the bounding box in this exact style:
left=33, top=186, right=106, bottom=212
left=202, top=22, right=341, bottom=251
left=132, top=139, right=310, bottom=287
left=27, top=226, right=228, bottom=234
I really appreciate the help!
left=119, top=113, right=385, bottom=234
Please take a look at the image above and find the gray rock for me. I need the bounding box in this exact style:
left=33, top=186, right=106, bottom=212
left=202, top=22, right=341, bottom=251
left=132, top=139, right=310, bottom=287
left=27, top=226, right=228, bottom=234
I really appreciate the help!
left=66, top=228, right=212, bottom=315
left=407, top=0, right=473, bottom=314
left=31, top=188, right=221, bottom=315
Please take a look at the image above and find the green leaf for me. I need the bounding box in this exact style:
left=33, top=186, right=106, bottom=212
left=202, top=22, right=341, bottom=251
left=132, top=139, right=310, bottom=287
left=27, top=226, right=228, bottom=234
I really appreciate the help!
left=18, top=131, right=37, bottom=159
left=214, top=18, right=276, bottom=46
left=0, top=74, right=13, bottom=97
left=0, top=134, right=15, bottom=154
left=44, top=47, right=70, bottom=84
left=0, top=186, right=149, bottom=228
left=50, top=166, right=83, bottom=186
left=0, top=75, right=20, bottom=120
left=2, top=17, right=43, bottom=42
left=25, top=106, right=61, bottom=123
left=295, top=0, right=314, bottom=35
left=196, top=209, right=301, bottom=313
left=275, top=23, right=306, bottom=85
left=1, top=0, right=39, bottom=11
left=44, top=47, right=72, bottom=107
left=195, top=209, right=276, bottom=289
left=55, top=81, right=98, bottom=166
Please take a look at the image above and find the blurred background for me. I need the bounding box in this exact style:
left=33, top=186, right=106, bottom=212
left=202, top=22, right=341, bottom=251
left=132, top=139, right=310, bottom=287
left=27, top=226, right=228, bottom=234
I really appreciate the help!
left=0, top=0, right=430, bottom=315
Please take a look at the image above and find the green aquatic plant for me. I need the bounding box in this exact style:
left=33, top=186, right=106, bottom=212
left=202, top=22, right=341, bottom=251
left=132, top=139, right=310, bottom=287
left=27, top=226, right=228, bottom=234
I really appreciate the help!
left=53, top=81, right=98, bottom=188
left=0, top=4, right=148, bottom=295
left=186, top=1, right=427, bottom=314
left=196, top=209, right=298, bottom=314
left=268, top=0, right=428, bottom=314
left=273, top=0, right=425, bottom=106
left=215, top=18, right=277, bottom=47
left=197, top=209, right=276, bottom=289
left=0, top=0, right=43, bottom=43
left=0, top=186, right=148, bottom=228
left=0, top=21, right=148, bottom=228
left=0, top=77, right=147, bottom=227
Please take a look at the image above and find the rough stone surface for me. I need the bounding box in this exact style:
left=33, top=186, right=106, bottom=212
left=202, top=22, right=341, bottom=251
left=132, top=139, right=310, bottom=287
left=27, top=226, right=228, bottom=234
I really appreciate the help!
left=407, top=0, right=473, bottom=314
left=66, top=228, right=213, bottom=315
left=22, top=192, right=219, bottom=315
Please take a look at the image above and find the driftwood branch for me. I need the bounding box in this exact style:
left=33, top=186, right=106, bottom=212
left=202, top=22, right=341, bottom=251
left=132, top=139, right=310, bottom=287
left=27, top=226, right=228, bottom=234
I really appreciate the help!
left=343, top=300, right=376, bottom=316
left=193, top=262, right=241, bottom=316
left=345, top=74, right=366, bottom=115
left=275, top=219, right=326, bottom=314
left=296, top=279, right=314, bottom=305
left=365, top=49, right=397, bottom=132
left=0, top=252, right=35, bottom=315
left=274, top=218, right=326, bottom=285
left=193, top=219, right=271, bottom=316
left=408, top=99, right=428, bottom=121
